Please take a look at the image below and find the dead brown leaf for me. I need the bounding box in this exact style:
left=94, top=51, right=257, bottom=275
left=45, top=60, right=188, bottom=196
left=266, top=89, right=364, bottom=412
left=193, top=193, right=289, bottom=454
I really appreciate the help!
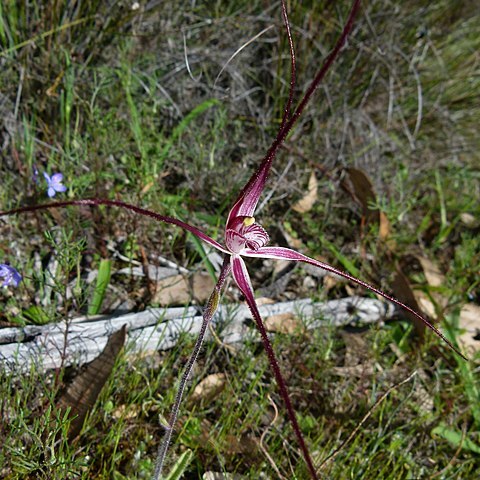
left=345, top=167, right=379, bottom=223
left=379, top=211, right=396, bottom=250
left=391, top=268, right=426, bottom=338
left=56, top=325, right=127, bottom=440
left=112, top=403, right=141, bottom=420
left=341, top=331, right=370, bottom=366
left=292, top=171, right=318, bottom=213
left=264, top=312, right=303, bottom=334
left=460, top=213, right=478, bottom=228
left=203, top=473, right=247, bottom=480
left=152, top=272, right=215, bottom=306
left=416, top=256, right=446, bottom=288
left=255, top=297, right=276, bottom=306
left=190, top=373, right=227, bottom=404
left=457, top=303, right=480, bottom=353
left=332, top=331, right=374, bottom=377
left=414, top=291, right=437, bottom=318
left=414, top=256, right=449, bottom=312
left=323, top=274, right=340, bottom=292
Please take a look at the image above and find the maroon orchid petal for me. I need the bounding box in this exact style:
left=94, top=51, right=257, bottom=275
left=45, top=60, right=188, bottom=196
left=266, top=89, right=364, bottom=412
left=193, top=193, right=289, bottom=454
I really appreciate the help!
left=225, top=228, right=247, bottom=254
left=0, top=199, right=230, bottom=254
left=227, top=0, right=361, bottom=229
left=279, top=0, right=296, bottom=133
left=243, top=223, right=269, bottom=250
left=226, top=172, right=269, bottom=229
left=244, top=246, right=466, bottom=360
left=225, top=217, right=269, bottom=253
left=230, top=255, right=319, bottom=480
left=226, top=0, right=297, bottom=228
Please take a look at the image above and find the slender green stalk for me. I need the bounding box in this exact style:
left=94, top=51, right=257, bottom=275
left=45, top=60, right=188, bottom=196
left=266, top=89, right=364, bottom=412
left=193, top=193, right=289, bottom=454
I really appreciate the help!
left=152, top=257, right=231, bottom=480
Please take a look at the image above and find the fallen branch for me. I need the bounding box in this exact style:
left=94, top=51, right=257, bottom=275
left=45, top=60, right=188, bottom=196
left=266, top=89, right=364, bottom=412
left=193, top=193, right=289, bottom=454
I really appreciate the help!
left=0, top=296, right=394, bottom=372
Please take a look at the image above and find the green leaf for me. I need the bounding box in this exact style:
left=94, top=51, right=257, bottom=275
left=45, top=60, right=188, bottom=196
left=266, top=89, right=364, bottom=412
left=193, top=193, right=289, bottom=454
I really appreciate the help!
left=164, top=449, right=194, bottom=480
left=22, top=306, right=50, bottom=325
left=88, top=259, right=112, bottom=315
left=432, top=423, right=480, bottom=454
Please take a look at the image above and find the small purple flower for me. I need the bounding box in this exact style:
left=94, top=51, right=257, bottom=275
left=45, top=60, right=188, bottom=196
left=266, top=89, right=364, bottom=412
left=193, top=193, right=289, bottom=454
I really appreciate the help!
left=43, top=172, right=67, bottom=198
left=0, top=264, right=22, bottom=287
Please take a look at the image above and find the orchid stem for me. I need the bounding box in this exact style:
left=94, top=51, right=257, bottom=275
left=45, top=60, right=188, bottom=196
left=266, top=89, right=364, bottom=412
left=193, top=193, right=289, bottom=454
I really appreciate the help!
left=152, top=257, right=231, bottom=480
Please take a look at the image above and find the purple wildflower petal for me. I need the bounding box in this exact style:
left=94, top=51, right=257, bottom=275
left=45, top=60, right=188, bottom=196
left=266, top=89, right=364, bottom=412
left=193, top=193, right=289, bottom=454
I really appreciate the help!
left=51, top=174, right=67, bottom=192
left=44, top=171, right=67, bottom=197
left=0, top=264, right=22, bottom=287
left=230, top=255, right=318, bottom=480
left=0, top=199, right=230, bottom=255
left=243, top=246, right=466, bottom=360
left=51, top=173, right=64, bottom=183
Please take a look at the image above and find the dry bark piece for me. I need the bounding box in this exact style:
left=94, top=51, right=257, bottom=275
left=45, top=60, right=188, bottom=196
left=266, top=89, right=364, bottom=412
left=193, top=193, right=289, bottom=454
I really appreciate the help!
left=0, top=297, right=395, bottom=372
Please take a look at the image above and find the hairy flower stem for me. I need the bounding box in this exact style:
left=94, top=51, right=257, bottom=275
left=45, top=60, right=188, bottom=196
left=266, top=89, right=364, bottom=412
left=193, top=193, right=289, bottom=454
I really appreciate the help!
left=152, top=257, right=231, bottom=480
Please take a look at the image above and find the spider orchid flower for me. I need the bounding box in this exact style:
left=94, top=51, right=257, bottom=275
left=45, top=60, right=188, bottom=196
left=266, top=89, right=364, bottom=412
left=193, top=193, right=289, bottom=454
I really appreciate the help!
left=0, top=1, right=465, bottom=479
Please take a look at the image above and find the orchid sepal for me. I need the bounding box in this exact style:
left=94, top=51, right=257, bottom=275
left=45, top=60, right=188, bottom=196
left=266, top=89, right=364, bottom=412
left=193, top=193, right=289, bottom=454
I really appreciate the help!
left=242, top=246, right=467, bottom=360
left=0, top=199, right=230, bottom=255
left=230, top=254, right=318, bottom=479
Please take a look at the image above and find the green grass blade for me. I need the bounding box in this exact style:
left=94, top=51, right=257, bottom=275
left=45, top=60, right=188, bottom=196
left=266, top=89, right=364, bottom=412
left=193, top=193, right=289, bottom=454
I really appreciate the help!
left=323, top=237, right=361, bottom=278
left=160, top=98, right=219, bottom=160
left=88, top=259, right=112, bottom=315
left=189, top=233, right=217, bottom=281
left=163, top=449, right=194, bottom=480
left=443, top=312, right=480, bottom=426
left=432, top=423, right=480, bottom=454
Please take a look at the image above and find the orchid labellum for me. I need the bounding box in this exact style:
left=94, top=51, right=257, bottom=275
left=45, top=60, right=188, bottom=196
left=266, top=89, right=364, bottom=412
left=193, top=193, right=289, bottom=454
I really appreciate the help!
left=0, top=1, right=465, bottom=479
